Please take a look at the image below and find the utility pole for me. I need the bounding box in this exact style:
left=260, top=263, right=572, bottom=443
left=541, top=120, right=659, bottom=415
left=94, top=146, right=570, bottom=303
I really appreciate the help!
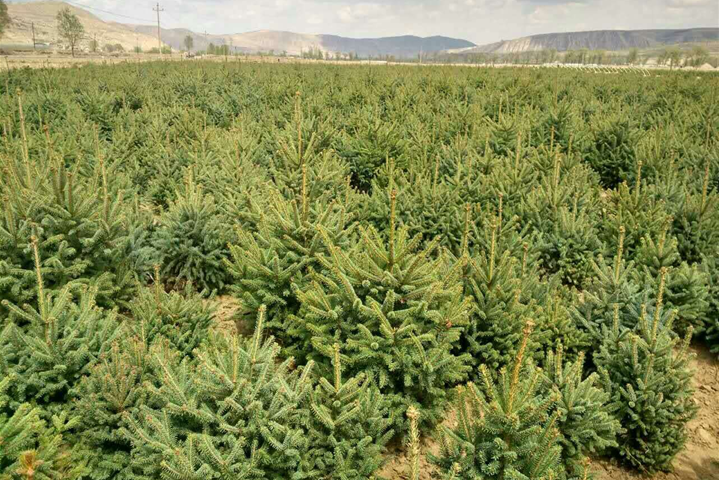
left=204, top=30, right=208, bottom=54
left=31, top=22, right=36, bottom=50
left=153, top=2, right=164, bottom=56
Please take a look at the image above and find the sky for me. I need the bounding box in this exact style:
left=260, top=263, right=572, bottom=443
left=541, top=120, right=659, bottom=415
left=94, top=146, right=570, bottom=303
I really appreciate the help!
left=12, top=0, right=720, bottom=44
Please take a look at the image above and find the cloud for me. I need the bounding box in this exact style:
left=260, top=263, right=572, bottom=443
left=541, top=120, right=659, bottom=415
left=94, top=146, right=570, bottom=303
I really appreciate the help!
left=665, top=0, right=714, bottom=7
left=517, top=0, right=590, bottom=4
left=337, top=3, right=390, bottom=23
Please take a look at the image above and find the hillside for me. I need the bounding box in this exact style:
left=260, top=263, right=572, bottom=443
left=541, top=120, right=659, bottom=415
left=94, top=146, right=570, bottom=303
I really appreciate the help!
left=455, top=28, right=719, bottom=54
left=1, top=1, right=160, bottom=51
left=127, top=25, right=474, bottom=58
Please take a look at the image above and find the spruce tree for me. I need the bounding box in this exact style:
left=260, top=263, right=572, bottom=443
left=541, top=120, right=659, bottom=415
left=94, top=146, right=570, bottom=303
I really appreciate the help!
left=594, top=270, right=698, bottom=472
left=633, top=217, right=709, bottom=336
left=293, top=190, right=472, bottom=431
left=225, top=183, right=354, bottom=346
left=1, top=331, right=88, bottom=479
left=152, top=176, right=229, bottom=294
left=120, top=308, right=313, bottom=480
left=573, top=227, right=644, bottom=350
left=125, top=266, right=215, bottom=359
left=302, top=343, right=394, bottom=479
left=700, top=254, right=718, bottom=351
left=430, top=322, right=562, bottom=480
left=1, top=238, right=123, bottom=413
left=446, top=211, right=534, bottom=373
left=599, top=163, right=671, bottom=258
left=541, top=345, right=620, bottom=479
left=0, top=150, right=131, bottom=313
left=73, top=338, right=149, bottom=480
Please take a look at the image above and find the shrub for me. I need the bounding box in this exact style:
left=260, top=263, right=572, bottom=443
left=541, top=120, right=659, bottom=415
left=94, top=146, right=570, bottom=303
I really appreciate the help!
left=153, top=178, right=229, bottom=294
left=594, top=271, right=698, bottom=472
left=293, top=191, right=472, bottom=431
left=430, top=323, right=562, bottom=480
left=120, top=309, right=311, bottom=479
left=125, top=270, right=215, bottom=358
left=0, top=155, right=131, bottom=313
left=1, top=241, right=122, bottom=413
left=541, top=345, right=621, bottom=478
left=225, top=190, right=354, bottom=345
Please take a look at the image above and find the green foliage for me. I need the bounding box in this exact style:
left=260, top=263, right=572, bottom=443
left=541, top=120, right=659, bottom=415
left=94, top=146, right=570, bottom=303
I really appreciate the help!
left=446, top=217, right=534, bottom=373
left=633, top=219, right=709, bottom=336
left=0, top=61, right=716, bottom=480
left=541, top=345, right=621, bottom=478
left=225, top=190, right=354, bottom=342
left=1, top=327, right=90, bottom=480
left=293, top=191, right=472, bottom=431
left=573, top=228, right=644, bottom=350
left=120, top=309, right=312, bottom=479
left=594, top=276, right=698, bottom=473
left=0, top=150, right=131, bottom=313
left=700, top=254, right=718, bottom=351
left=125, top=270, right=215, bottom=358
left=152, top=178, right=229, bottom=294
left=0, top=1, right=9, bottom=40
left=586, top=116, right=637, bottom=189
left=337, top=115, right=406, bottom=192
left=73, top=338, right=149, bottom=480
left=1, top=243, right=122, bottom=411
left=56, top=7, right=84, bottom=56
left=303, top=344, right=393, bottom=479
left=430, top=324, right=562, bottom=480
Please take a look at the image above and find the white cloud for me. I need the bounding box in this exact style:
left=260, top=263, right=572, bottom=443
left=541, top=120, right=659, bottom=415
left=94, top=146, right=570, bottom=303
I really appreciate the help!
left=337, top=3, right=389, bottom=23
left=666, top=0, right=713, bottom=7
left=306, top=14, right=323, bottom=25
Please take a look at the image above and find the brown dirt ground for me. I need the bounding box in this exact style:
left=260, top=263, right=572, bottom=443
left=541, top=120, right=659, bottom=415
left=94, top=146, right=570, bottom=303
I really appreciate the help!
left=379, top=344, right=719, bottom=480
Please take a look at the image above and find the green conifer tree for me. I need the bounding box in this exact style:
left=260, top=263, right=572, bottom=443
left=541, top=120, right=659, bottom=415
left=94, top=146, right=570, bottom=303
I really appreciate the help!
left=302, top=343, right=394, bottom=479
left=541, top=345, right=620, bottom=478
left=0, top=150, right=131, bottom=313
left=2, top=238, right=123, bottom=413
left=1, top=329, right=89, bottom=480
left=573, top=227, right=644, bottom=350
left=225, top=183, right=354, bottom=345
left=700, top=254, right=718, bottom=351
left=125, top=266, right=215, bottom=358
left=633, top=218, right=709, bottom=336
left=293, top=190, right=472, bottom=431
left=446, top=211, right=533, bottom=373
left=430, top=322, right=562, bottom=480
left=73, top=338, right=149, bottom=480
left=152, top=176, right=229, bottom=294
left=120, top=307, right=313, bottom=479
left=594, top=270, right=698, bottom=472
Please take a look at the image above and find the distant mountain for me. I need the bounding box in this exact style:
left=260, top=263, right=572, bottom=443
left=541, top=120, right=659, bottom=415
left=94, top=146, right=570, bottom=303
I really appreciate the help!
left=453, top=28, right=719, bottom=54
left=126, top=25, right=475, bottom=58
left=1, top=1, right=160, bottom=51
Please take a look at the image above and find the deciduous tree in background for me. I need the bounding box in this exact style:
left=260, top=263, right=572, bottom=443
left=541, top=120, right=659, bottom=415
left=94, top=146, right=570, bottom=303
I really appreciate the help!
left=627, top=47, right=638, bottom=65
left=0, top=0, right=11, bottom=40
left=56, top=7, right=84, bottom=57
left=183, top=34, right=193, bottom=51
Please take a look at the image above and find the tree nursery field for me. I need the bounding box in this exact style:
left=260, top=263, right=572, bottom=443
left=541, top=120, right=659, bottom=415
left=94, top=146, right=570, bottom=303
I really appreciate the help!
left=0, top=61, right=718, bottom=480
